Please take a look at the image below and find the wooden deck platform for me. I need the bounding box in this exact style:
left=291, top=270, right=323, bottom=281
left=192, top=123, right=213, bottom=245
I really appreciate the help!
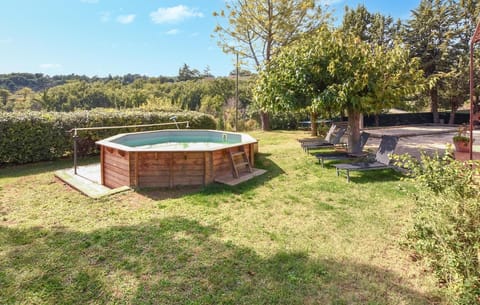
left=55, top=164, right=130, bottom=198
left=214, top=168, right=267, bottom=186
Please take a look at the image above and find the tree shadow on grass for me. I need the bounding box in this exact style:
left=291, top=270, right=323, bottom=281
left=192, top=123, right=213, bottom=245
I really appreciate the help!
left=138, top=153, right=285, bottom=202
left=0, top=218, right=440, bottom=305
left=340, top=169, right=404, bottom=184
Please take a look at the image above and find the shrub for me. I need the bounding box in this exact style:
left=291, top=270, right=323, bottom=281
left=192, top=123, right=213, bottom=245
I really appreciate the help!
left=394, top=152, right=480, bottom=304
left=0, top=109, right=216, bottom=164
left=243, top=119, right=259, bottom=131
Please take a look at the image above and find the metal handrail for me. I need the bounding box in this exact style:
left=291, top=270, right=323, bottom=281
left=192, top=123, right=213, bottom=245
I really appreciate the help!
left=71, top=121, right=189, bottom=175
left=69, top=121, right=189, bottom=132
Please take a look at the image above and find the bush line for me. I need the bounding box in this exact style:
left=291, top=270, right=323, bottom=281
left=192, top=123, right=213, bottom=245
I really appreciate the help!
left=0, top=109, right=216, bottom=164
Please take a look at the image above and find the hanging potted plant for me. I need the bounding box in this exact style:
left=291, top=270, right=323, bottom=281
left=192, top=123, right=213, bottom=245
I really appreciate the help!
left=453, top=124, right=473, bottom=152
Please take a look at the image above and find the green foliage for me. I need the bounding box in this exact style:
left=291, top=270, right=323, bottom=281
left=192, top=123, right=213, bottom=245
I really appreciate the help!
left=34, top=78, right=253, bottom=117
left=177, top=63, right=201, bottom=81
left=403, top=0, right=477, bottom=122
left=394, top=152, right=480, bottom=304
left=0, top=110, right=216, bottom=164
left=213, top=0, right=329, bottom=131
left=269, top=112, right=307, bottom=130
left=213, top=0, right=327, bottom=69
left=255, top=25, right=424, bottom=151
left=453, top=125, right=471, bottom=143
left=0, top=73, right=153, bottom=92
left=256, top=27, right=425, bottom=115
left=341, top=4, right=401, bottom=47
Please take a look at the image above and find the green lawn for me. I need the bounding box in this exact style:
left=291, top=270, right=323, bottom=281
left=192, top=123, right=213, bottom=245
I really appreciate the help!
left=0, top=131, right=442, bottom=305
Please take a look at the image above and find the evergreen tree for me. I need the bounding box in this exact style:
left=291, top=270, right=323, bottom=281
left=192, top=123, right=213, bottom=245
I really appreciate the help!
left=178, top=64, right=201, bottom=81
left=341, top=4, right=401, bottom=48
left=404, top=0, right=459, bottom=123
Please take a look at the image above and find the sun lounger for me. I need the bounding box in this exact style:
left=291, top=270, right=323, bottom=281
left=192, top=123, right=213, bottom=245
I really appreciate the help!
left=302, top=126, right=347, bottom=152
left=298, top=124, right=337, bottom=145
left=315, top=132, right=370, bottom=167
left=333, top=135, right=399, bottom=182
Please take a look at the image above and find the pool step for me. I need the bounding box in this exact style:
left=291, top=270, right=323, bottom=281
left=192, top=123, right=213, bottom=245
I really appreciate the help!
left=215, top=168, right=267, bottom=186
left=229, top=149, right=253, bottom=178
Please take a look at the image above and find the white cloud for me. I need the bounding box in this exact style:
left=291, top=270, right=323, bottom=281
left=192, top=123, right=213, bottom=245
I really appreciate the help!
left=150, top=5, right=203, bottom=24
left=166, top=29, right=180, bottom=35
left=117, top=14, right=136, bottom=24
left=80, top=0, right=99, bottom=3
left=40, top=63, right=62, bottom=69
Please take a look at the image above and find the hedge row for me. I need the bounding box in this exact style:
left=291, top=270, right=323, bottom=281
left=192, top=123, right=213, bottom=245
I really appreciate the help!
left=0, top=109, right=216, bottom=164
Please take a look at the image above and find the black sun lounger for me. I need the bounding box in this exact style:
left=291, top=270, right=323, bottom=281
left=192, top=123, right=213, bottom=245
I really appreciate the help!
left=333, top=135, right=399, bottom=182
left=315, top=132, right=370, bottom=167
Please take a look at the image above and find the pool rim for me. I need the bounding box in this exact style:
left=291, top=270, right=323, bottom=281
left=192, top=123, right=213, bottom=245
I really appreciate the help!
left=95, top=129, right=258, bottom=152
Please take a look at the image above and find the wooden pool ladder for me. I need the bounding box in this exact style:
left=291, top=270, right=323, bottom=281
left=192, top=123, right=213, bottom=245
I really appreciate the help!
left=229, top=148, right=253, bottom=178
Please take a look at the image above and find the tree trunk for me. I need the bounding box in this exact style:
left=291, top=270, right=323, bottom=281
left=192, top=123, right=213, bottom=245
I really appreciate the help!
left=310, top=112, right=318, bottom=136
left=448, top=97, right=457, bottom=125
left=260, top=110, right=270, bottom=131
left=448, top=97, right=462, bottom=124
left=374, top=114, right=379, bottom=127
left=430, top=87, right=440, bottom=124
left=347, top=109, right=361, bottom=154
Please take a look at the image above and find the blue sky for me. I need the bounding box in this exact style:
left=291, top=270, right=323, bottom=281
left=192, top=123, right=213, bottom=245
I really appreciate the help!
left=0, top=0, right=421, bottom=77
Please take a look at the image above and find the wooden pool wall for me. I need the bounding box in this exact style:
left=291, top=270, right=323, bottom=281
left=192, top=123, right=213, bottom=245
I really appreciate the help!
left=100, top=143, right=256, bottom=188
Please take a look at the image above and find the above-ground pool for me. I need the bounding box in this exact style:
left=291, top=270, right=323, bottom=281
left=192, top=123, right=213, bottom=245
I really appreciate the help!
left=95, top=130, right=258, bottom=188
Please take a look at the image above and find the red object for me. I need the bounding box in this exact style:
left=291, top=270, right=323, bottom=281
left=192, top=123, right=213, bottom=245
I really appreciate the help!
left=454, top=140, right=471, bottom=153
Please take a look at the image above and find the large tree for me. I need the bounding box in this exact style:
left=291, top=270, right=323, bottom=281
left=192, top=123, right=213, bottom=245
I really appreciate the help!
left=341, top=4, right=401, bottom=48
left=213, top=0, right=327, bottom=130
left=404, top=0, right=459, bottom=123
left=255, top=28, right=424, bottom=153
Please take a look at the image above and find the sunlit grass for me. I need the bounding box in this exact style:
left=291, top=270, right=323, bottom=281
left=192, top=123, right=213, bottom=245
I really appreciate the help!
left=0, top=130, right=442, bottom=304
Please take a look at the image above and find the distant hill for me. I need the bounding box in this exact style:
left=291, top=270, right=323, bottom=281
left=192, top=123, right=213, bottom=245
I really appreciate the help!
left=0, top=73, right=174, bottom=92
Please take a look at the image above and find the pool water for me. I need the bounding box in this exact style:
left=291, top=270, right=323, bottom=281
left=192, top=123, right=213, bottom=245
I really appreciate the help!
left=112, top=130, right=242, bottom=148
left=135, top=142, right=232, bottom=150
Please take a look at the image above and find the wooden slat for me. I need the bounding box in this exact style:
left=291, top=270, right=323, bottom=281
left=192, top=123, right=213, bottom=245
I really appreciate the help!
left=174, top=157, right=205, bottom=164
left=103, top=152, right=129, bottom=164
left=137, top=170, right=171, bottom=177
left=104, top=163, right=129, bottom=176
left=171, top=175, right=203, bottom=185
left=138, top=176, right=170, bottom=185
left=249, top=144, right=255, bottom=167
left=138, top=158, right=171, bottom=167
left=175, top=152, right=205, bottom=158
left=203, top=152, right=207, bottom=186
left=104, top=173, right=129, bottom=188
left=106, top=149, right=128, bottom=160
left=103, top=161, right=129, bottom=172
left=172, top=164, right=205, bottom=171
left=134, top=152, right=138, bottom=187
left=100, top=146, right=105, bottom=185
left=169, top=152, right=173, bottom=188
left=208, top=152, right=214, bottom=183
left=136, top=180, right=170, bottom=188
left=104, top=174, right=129, bottom=187
left=103, top=165, right=129, bottom=179
left=126, top=151, right=132, bottom=186
left=104, top=155, right=130, bottom=169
